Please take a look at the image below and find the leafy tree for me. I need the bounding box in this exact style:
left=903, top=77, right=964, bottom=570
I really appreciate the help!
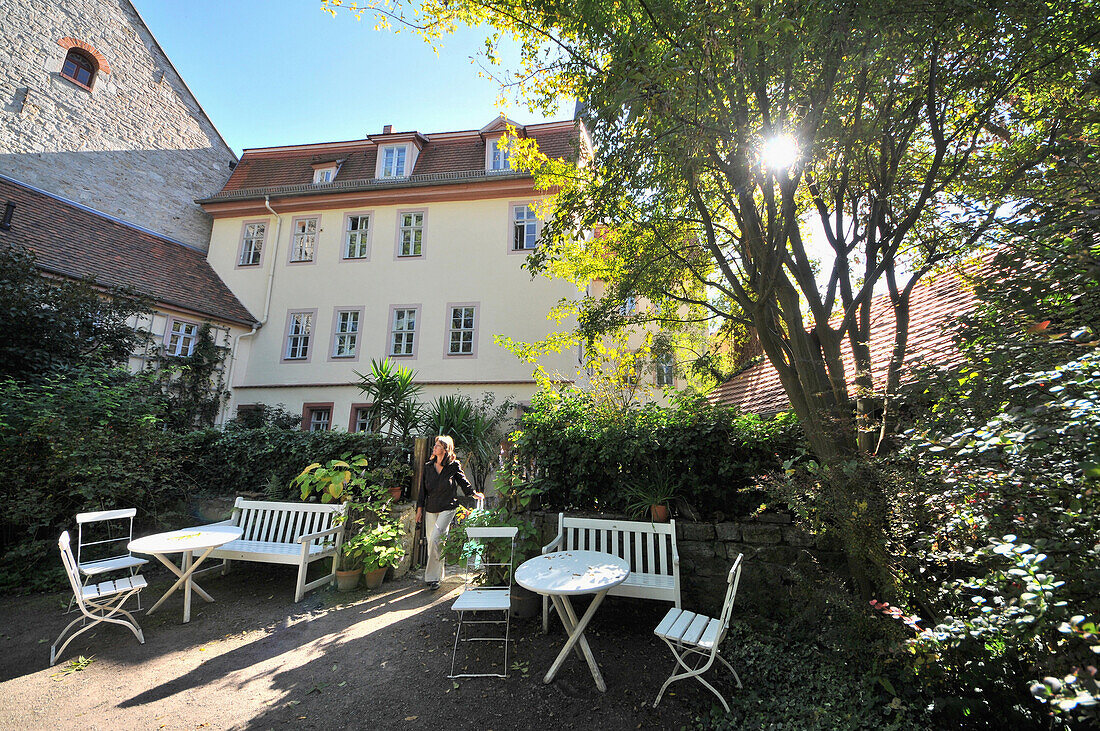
left=0, top=244, right=151, bottom=379
left=329, top=0, right=1100, bottom=592
left=355, top=358, right=425, bottom=443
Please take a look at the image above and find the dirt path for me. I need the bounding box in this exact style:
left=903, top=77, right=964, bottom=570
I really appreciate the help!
left=0, top=565, right=708, bottom=729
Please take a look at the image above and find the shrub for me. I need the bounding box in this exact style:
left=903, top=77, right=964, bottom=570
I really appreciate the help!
left=511, top=388, right=801, bottom=515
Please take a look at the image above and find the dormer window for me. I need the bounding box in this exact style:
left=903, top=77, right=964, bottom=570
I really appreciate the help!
left=310, top=158, right=342, bottom=185
left=490, top=141, right=511, bottom=172
left=61, top=49, right=96, bottom=89
left=381, top=145, right=407, bottom=178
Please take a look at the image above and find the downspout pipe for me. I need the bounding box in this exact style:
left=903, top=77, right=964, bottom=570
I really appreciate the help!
left=219, top=195, right=284, bottom=425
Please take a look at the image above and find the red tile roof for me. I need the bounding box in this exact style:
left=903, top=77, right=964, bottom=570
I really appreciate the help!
left=207, top=120, right=582, bottom=199
left=0, top=175, right=256, bottom=327
left=710, top=266, right=980, bottom=414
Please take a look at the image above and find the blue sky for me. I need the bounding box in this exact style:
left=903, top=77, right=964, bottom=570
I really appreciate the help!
left=131, top=0, right=569, bottom=157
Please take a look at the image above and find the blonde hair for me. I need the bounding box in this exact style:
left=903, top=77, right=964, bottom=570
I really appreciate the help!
left=434, top=435, right=457, bottom=465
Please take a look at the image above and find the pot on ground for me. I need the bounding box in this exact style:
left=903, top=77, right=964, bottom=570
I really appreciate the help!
left=364, top=566, right=387, bottom=589
left=510, top=585, right=540, bottom=618
left=336, top=568, right=362, bottom=592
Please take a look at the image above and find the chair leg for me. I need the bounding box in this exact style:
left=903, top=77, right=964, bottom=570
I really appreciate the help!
left=449, top=611, right=464, bottom=678
left=222, top=559, right=232, bottom=576
left=653, top=641, right=729, bottom=713
left=714, top=652, right=742, bottom=688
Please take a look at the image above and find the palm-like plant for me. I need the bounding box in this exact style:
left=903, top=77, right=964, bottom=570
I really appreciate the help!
left=354, top=358, right=424, bottom=442
left=423, top=393, right=514, bottom=491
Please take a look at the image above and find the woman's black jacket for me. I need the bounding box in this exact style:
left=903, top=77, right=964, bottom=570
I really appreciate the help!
left=416, top=459, right=474, bottom=513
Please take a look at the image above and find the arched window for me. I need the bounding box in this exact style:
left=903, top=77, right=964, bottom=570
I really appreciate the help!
left=61, top=49, right=96, bottom=89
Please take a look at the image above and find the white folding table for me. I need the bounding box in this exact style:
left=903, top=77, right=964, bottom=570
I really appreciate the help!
left=515, top=550, right=629, bottom=692
left=129, top=525, right=243, bottom=623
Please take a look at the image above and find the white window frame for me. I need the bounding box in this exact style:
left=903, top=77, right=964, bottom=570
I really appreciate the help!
left=510, top=202, right=539, bottom=253
left=656, top=353, right=675, bottom=387
left=329, top=307, right=362, bottom=360
left=302, top=403, right=333, bottom=432
left=237, top=220, right=267, bottom=268
left=313, top=167, right=335, bottom=184
left=283, top=310, right=315, bottom=362
left=445, top=303, right=479, bottom=358
left=388, top=305, right=420, bottom=358
left=164, top=317, right=199, bottom=357
left=396, top=210, right=425, bottom=258
left=342, top=212, right=372, bottom=260
left=289, top=216, right=318, bottom=264
left=380, top=145, right=407, bottom=178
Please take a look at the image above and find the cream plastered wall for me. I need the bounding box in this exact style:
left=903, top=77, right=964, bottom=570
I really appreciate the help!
left=206, top=195, right=583, bottom=426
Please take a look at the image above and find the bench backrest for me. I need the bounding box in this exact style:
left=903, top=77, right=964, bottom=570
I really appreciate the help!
left=231, top=498, right=345, bottom=546
left=558, top=514, right=678, bottom=577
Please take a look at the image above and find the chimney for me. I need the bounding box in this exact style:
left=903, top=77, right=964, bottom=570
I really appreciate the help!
left=382, top=124, right=392, bottom=134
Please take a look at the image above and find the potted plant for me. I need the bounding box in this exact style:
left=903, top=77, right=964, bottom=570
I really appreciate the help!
left=361, top=520, right=406, bottom=589
left=623, top=463, right=680, bottom=522
left=336, top=532, right=370, bottom=591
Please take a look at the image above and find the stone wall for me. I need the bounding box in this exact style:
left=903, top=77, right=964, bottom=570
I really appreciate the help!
left=0, top=0, right=236, bottom=248
left=529, top=510, right=844, bottom=615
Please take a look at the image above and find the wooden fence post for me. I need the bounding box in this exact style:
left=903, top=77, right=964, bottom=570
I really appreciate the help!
left=410, top=437, right=429, bottom=567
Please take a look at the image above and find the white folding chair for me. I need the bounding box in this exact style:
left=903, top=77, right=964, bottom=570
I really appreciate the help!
left=73, top=508, right=148, bottom=611
left=448, top=526, right=518, bottom=679
left=653, top=553, right=744, bottom=712
left=52, top=531, right=146, bottom=666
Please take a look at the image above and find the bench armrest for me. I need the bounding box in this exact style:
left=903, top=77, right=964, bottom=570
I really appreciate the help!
left=297, top=525, right=343, bottom=543
left=541, top=531, right=563, bottom=555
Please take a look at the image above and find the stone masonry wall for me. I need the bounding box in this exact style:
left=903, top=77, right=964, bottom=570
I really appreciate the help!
left=529, top=510, right=845, bottom=616
left=0, top=0, right=236, bottom=248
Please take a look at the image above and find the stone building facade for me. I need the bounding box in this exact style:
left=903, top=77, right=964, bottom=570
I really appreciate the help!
left=0, top=0, right=236, bottom=248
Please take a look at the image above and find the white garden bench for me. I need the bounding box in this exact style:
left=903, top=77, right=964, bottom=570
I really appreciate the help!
left=541, top=513, right=681, bottom=633
left=207, top=498, right=347, bottom=602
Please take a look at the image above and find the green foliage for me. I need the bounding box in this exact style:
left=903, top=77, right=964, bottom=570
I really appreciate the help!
left=360, top=520, right=405, bottom=572
left=511, top=388, right=800, bottom=515
left=622, top=461, right=680, bottom=518
left=689, top=622, right=929, bottom=730
left=354, top=358, right=424, bottom=442
left=890, top=351, right=1100, bottom=727
left=0, top=244, right=152, bottom=380
left=422, top=392, right=515, bottom=490
left=294, top=456, right=372, bottom=504
left=149, top=323, right=230, bottom=431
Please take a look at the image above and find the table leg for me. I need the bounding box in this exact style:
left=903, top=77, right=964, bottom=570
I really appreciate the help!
left=144, top=547, right=219, bottom=620
left=546, top=592, right=610, bottom=691
left=183, top=551, right=193, bottom=623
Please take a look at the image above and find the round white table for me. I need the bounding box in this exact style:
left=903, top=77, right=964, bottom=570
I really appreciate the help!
left=515, top=550, right=630, bottom=691
left=129, top=525, right=243, bottom=623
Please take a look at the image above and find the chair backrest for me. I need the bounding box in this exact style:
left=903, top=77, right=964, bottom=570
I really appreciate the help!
left=463, top=526, right=518, bottom=591
left=58, top=531, right=87, bottom=607
left=559, top=514, right=677, bottom=577
left=231, top=498, right=346, bottom=546
left=718, top=553, right=744, bottom=634
left=75, top=508, right=138, bottom=567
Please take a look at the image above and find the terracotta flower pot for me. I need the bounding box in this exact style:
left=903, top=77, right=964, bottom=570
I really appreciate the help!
left=335, top=568, right=362, bottom=592
left=650, top=504, right=670, bottom=523
left=364, top=566, right=387, bottom=589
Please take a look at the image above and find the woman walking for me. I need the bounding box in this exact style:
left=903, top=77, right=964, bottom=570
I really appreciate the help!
left=416, top=435, right=482, bottom=590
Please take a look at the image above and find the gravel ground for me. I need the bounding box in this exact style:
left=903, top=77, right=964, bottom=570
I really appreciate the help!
left=0, top=563, right=718, bottom=730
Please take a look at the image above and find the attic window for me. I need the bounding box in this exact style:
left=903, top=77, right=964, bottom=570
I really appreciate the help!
left=313, top=167, right=336, bottom=184
left=489, top=140, right=512, bottom=172
left=61, top=49, right=96, bottom=89
left=380, top=145, right=407, bottom=178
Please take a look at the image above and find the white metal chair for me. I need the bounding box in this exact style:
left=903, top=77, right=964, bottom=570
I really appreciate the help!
left=72, top=508, right=148, bottom=611
left=652, top=553, right=744, bottom=712
left=52, top=531, right=146, bottom=666
left=448, top=525, right=518, bottom=679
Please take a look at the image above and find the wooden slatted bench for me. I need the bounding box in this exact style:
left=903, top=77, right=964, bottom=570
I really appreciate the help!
left=207, top=498, right=347, bottom=602
left=541, top=513, right=681, bottom=633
